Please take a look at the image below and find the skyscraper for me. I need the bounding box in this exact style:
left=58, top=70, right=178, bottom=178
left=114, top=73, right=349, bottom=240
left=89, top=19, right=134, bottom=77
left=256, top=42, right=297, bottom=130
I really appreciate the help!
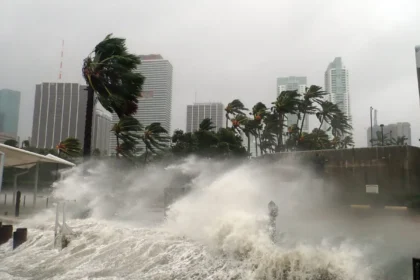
left=0, top=89, right=20, bottom=137
left=415, top=46, right=420, bottom=101
left=92, top=103, right=112, bottom=154
left=109, top=54, right=173, bottom=154
left=276, top=76, right=309, bottom=132
left=324, top=57, right=351, bottom=133
left=186, top=102, right=224, bottom=132
left=31, top=82, right=111, bottom=151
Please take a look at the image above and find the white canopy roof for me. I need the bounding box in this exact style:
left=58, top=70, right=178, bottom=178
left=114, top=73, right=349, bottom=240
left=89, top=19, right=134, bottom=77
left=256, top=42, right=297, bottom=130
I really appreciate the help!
left=0, top=144, right=75, bottom=169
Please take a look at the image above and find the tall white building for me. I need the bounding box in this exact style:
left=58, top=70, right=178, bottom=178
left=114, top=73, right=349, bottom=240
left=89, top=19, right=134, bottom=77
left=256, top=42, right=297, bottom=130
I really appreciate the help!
left=31, top=82, right=111, bottom=152
left=186, top=102, right=224, bottom=132
left=324, top=57, right=351, bottom=134
left=92, top=103, right=112, bottom=154
left=109, top=54, right=173, bottom=154
left=276, top=76, right=309, bottom=133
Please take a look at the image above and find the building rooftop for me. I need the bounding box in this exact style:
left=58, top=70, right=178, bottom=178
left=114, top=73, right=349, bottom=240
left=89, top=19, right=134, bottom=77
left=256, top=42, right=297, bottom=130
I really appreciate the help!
left=139, top=54, right=163, bottom=60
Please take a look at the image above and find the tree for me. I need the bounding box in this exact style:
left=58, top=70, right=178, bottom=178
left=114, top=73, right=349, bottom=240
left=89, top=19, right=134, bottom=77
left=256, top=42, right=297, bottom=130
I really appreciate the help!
left=251, top=102, right=268, bottom=156
left=340, top=135, right=355, bottom=149
left=225, top=99, right=248, bottom=128
left=3, top=139, right=18, bottom=147
left=82, top=34, right=144, bottom=158
left=298, top=85, right=327, bottom=136
left=21, top=140, right=30, bottom=149
left=56, top=137, right=82, bottom=158
left=271, top=90, right=301, bottom=151
left=199, top=118, right=216, bottom=131
left=111, top=116, right=143, bottom=158
left=314, top=101, right=341, bottom=148
left=142, top=123, right=170, bottom=163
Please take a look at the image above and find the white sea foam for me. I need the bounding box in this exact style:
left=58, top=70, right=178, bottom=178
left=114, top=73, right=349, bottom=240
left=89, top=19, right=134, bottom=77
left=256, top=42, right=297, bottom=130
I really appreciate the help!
left=0, top=157, right=417, bottom=279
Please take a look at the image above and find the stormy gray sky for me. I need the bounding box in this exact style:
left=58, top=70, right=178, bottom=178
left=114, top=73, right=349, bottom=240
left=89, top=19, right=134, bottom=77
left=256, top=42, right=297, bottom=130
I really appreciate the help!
left=1, top=0, right=419, bottom=147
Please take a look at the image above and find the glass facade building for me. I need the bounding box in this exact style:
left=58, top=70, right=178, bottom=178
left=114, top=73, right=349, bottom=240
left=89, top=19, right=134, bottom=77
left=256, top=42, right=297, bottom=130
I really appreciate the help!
left=0, top=89, right=20, bottom=137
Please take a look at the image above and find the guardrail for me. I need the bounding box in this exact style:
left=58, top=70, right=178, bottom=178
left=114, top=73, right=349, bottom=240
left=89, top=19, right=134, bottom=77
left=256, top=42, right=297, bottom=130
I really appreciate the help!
left=53, top=201, right=75, bottom=249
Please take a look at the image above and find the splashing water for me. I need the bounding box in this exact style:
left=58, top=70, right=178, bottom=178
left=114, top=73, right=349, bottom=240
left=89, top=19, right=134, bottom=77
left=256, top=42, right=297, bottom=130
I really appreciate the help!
left=0, top=157, right=418, bottom=279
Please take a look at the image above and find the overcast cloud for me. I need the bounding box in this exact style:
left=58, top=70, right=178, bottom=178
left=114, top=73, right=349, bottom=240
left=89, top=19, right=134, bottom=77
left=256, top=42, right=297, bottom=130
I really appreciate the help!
left=1, top=0, right=419, bottom=147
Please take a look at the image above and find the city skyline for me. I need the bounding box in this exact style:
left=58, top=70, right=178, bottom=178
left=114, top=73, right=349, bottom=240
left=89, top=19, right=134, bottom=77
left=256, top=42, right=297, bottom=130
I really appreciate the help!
left=2, top=1, right=420, bottom=149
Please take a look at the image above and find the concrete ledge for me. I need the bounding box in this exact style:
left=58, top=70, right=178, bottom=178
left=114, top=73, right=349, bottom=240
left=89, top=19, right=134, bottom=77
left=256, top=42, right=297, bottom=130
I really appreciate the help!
left=350, top=205, right=371, bottom=209
left=350, top=205, right=409, bottom=211
left=384, top=206, right=408, bottom=211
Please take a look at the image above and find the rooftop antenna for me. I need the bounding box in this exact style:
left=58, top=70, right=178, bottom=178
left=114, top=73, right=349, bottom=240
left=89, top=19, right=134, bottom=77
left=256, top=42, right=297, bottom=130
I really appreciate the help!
left=58, top=40, right=64, bottom=80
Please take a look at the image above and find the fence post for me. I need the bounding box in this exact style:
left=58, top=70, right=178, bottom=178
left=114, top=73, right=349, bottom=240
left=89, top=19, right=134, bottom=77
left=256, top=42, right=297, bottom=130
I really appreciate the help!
left=268, top=201, right=278, bottom=242
left=15, top=191, right=21, bottom=217
left=413, top=258, right=420, bottom=280
left=23, top=195, right=26, bottom=207
left=13, top=228, right=28, bottom=249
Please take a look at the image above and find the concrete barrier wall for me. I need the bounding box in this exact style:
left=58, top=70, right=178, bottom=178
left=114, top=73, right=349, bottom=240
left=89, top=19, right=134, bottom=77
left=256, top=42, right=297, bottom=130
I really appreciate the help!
left=259, top=146, right=420, bottom=206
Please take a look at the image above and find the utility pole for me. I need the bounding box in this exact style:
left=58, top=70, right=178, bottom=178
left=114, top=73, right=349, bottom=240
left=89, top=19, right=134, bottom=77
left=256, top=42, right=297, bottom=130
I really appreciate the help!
left=370, top=107, right=374, bottom=146
left=380, top=124, right=384, bottom=146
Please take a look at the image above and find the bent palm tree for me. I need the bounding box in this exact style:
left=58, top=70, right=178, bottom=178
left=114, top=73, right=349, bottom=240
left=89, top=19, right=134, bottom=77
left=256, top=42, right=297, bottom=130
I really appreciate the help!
left=298, top=85, right=327, bottom=136
left=82, top=34, right=144, bottom=157
left=251, top=102, right=267, bottom=156
left=111, top=116, right=143, bottom=158
left=142, top=123, right=170, bottom=163
left=271, top=90, right=301, bottom=151
left=225, top=99, right=248, bottom=128
left=315, top=101, right=341, bottom=147
left=56, top=137, right=81, bottom=157
left=199, top=118, right=216, bottom=131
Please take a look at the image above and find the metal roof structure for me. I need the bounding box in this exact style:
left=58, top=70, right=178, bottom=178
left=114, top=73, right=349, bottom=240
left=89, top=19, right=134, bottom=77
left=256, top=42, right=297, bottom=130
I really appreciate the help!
left=0, top=144, right=75, bottom=206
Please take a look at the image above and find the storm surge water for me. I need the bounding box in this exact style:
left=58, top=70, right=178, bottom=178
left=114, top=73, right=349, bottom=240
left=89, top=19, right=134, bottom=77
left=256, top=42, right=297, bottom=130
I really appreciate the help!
left=0, top=157, right=418, bottom=279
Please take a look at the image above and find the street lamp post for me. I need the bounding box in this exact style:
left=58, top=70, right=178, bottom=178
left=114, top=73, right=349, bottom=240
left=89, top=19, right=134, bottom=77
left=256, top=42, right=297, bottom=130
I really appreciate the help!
left=380, top=124, right=384, bottom=146
left=370, top=107, right=374, bottom=146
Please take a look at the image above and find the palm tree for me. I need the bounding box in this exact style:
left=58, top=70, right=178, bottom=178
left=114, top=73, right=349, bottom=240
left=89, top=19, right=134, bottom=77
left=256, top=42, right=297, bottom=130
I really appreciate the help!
left=395, top=135, right=408, bottom=145
left=241, top=119, right=259, bottom=154
left=3, top=139, right=18, bottom=147
left=298, top=85, right=327, bottom=136
left=82, top=34, right=144, bottom=158
left=329, top=112, right=352, bottom=140
left=271, top=90, right=301, bottom=151
left=199, top=118, right=216, bottom=131
left=21, top=140, right=30, bottom=149
left=225, top=99, right=248, bottom=128
left=56, top=137, right=81, bottom=157
left=111, top=116, right=143, bottom=158
left=251, top=102, right=267, bottom=156
left=142, top=123, right=170, bottom=163
left=315, top=101, right=341, bottom=147
left=340, top=135, right=355, bottom=149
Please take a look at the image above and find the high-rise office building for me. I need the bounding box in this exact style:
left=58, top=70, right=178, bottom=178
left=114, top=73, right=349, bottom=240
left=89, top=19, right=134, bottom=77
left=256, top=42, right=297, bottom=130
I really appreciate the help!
left=109, top=54, right=173, bottom=154
left=324, top=57, right=351, bottom=131
left=415, top=46, right=420, bottom=101
left=31, top=82, right=111, bottom=151
left=276, top=76, right=309, bottom=133
left=0, top=89, right=21, bottom=137
left=92, top=103, right=112, bottom=154
left=186, top=103, right=224, bottom=132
